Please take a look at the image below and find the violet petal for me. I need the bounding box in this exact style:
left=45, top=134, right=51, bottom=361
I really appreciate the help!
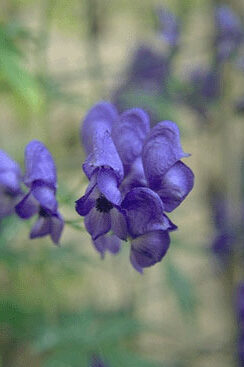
left=84, top=207, right=111, bottom=240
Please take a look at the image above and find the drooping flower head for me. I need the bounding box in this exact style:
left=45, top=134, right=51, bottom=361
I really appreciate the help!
left=0, top=150, right=22, bottom=218
left=77, top=102, right=194, bottom=272
left=15, top=140, right=63, bottom=244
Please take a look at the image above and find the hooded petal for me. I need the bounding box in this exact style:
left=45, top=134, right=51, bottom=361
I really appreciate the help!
left=83, top=129, right=124, bottom=184
left=30, top=216, right=51, bottom=238
left=15, top=192, right=39, bottom=219
left=31, top=181, right=57, bottom=213
left=130, top=230, right=170, bottom=272
left=112, top=108, right=150, bottom=166
left=80, top=101, right=118, bottom=155
left=142, top=121, right=189, bottom=189
left=24, top=140, right=56, bottom=188
left=97, top=168, right=122, bottom=205
left=50, top=212, right=64, bottom=244
left=93, top=234, right=121, bottom=258
left=121, top=187, right=170, bottom=237
left=110, top=207, right=127, bottom=240
left=156, top=161, right=194, bottom=212
left=84, top=207, right=111, bottom=240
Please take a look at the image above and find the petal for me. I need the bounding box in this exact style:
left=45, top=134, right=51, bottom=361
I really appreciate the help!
left=97, top=168, right=121, bottom=205
left=83, top=129, right=124, bottom=184
left=142, top=121, right=189, bottom=189
left=0, top=171, right=22, bottom=193
left=122, top=187, right=170, bottom=237
left=75, top=174, right=98, bottom=216
left=130, top=230, right=170, bottom=270
left=110, top=208, right=128, bottom=240
left=130, top=250, right=143, bottom=274
left=30, top=216, right=51, bottom=238
left=0, top=191, right=20, bottom=219
left=84, top=207, right=111, bottom=240
left=24, top=140, right=56, bottom=188
left=119, top=157, right=147, bottom=195
left=112, top=108, right=150, bottom=166
left=15, top=192, right=39, bottom=219
left=31, top=182, right=57, bottom=213
left=80, top=101, right=118, bottom=155
left=50, top=212, right=64, bottom=245
left=156, top=161, right=194, bottom=212
left=0, top=149, right=21, bottom=175
left=93, top=234, right=121, bottom=258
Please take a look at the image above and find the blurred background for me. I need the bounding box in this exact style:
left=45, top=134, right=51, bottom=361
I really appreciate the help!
left=1, top=0, right=244, bottom=366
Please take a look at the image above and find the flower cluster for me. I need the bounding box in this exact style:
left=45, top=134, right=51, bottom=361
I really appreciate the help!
left=76, top=101, right=194, bottom=272
left=1, top=141, right=63, bottom=245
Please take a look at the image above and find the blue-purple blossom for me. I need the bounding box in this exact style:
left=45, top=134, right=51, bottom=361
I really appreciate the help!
left=77, top=102, right=194, bottom=272
left=15, top=140, right=64, bottom=245
left=158, top=8, right=180, bottom=47
left=0, top=150, right=22, bottom=218
left=215, top=5, right=243, bottom=62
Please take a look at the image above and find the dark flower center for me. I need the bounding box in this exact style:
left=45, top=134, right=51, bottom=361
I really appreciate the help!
left=39, top=207, right=51, bottom=217
left=95, top=195, right=113, bottom=213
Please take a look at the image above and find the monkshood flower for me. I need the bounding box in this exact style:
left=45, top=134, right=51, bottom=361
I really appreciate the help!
left=215, top=5, right=243, bottom=62
left=0, top=150, right=22, bottom=218
left=77, top=102, right=194, bottom=271
left=76, top=103, right=127, bottom=254
left=158, top=8, right=180, bottom=48
left=15, top=140, right=64, bottom=244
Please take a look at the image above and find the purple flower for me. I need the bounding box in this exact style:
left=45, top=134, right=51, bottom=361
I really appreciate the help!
left=0, top=150, right=22, bottom=218
left=215, top=5, right=243, bottom=62
left=78, top=102, right=194, bottom=271
left=121, top=187, right=176, bottom=273
left=158, top=8, right=180, bottom=47
left=15, top=141, right=63, bottom=245
left=142, top=121, right=194, bottom=211
left=75, top=171, right=127, bottom=245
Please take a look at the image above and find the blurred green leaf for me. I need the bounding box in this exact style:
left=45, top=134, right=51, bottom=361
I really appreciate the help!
left=0, top=23, right=44, bottom=111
